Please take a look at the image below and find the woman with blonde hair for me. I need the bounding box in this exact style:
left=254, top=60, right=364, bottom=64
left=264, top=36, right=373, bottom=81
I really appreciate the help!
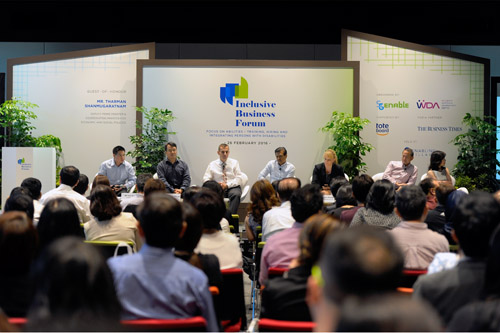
left=245, top=179, right=280, bottom=241
left=312, top=149, right=345, bottom=193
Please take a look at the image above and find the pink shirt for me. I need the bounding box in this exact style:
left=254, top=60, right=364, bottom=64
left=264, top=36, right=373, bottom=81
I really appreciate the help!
left=382, top=161, right=418, bottom=186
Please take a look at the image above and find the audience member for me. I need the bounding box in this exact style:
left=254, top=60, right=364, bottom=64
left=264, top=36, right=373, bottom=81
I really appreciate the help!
left=424, top=183, right=455, bottom=236
left=258, top=146, right=296, bottom=183
left=382, top=147, right=418, bottom=189
left=37, top=197, right=84, bottom=252
left=156, top=142, right=191, bottom=194
left=419, top=177, right=438, bottom=210
left=40, top=166, right=91, bottom=223
left=390, top=185, right=449, bottom=269
left=261, top=213, right=342, bottom=321
left=202, top=180, right=231, bottom=233
left=73, top=174, right=89, bottom=196
left=426, top=150, right=453, bottom=185
left=107, top=192, right=218, bottom=331
left=143, top=178, right=166, bottom=197
left=261, top=177, right=301, bottom=241
left=350, top=179, right=400, bottom=229
left=120, top=173, right=153, bottom=210
left=443, top=189, right=468, bottom=244
left=0, top=212, right=37, bottom=317
left=307, top=226, right=404, bottom=331
left=325, top=183, right=357, bottom=221
left=26, top=237, right=122, bottom=331
left=92, top=174, right=111, bottom=189
left=192, top=189, right=243, bottom=269
left=413, top=191, right=500, bottom=324
left=312, top=149, right=344, bottom=194
left=84, top=185, right=142, bottom=251
left=98, top=145, right=136, bottom=194
left=340, top=174, right=373, bottom=225
left=329, top=176, right=349, bottom=198
left=260, top=183, right=323, bottom=285
left=4, top=192, right=34, bottom=221
left=21, top=177, right=44, bottom=225
left=245, top=179, right=280, bottom=242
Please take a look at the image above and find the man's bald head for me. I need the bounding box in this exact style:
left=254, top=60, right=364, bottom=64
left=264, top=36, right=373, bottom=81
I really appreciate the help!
left=277, top=177, right=301, bottom=202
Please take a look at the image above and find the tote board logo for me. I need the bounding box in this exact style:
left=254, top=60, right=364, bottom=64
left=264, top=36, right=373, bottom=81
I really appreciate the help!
left=376, top=123, right=390, bottom=136
left=220, top=77, right=248, bottom=105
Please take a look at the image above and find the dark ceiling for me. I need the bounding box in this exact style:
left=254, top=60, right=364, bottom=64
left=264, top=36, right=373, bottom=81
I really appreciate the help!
left=2, top=0, right=500, bottom=45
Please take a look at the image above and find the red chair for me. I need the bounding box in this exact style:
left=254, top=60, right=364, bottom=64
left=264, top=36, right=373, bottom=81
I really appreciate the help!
left=121, top=316, right=207, bottom=331
left=258, top=318, right=316, bottom=332
left=8, top=317, right=27, bottom=329
left=399, top=269, right=428, bottom=288
left=220, top=268, right=247, bottom=332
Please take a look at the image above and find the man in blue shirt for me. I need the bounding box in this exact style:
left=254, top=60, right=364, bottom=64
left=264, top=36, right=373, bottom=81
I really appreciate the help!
left=98, top=145, right=136, bottom=194
left=258, top=147, right=296, bottom=183
left=107, top=192, right=219, bottom=331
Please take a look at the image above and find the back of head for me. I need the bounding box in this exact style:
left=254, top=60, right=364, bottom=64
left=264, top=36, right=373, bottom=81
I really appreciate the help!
left=330, top=176, right=348, bottom=198
left=60, top=166, right=80, bottom=187
left=290, top=183, right=323, bottom=223
left=0, top=211, right=38, bottom=275
left=335, top=184, right=357, bottom=208
left=277, top=177, right=301, bottom=202
left=73, top=174, right=89, bottom=195
left=90, top=185, right=122, bottom=221
left=436, top=183, right=455, bottom=206
left=175, top=202, right=203, bottom=252
left=395, top=185, right=427, bottom=221
left=445, top=189, right=468, bottom=223
left=419, top=177, right=437, bottom=196
left=21, top=177, right=42, bottom=200
left=202, top=180, right=224, bottom=200
left=249, top=179, right=280, bottom=223
left=366, top=179, right=395, bottom=215
left=27, top=236, right=121, bottom=331
left=136, top=173, right=153, bottom=193
left=183, top=186, right=202, bottom=203
left=37, top=198, right=83, bottom=250
left=297, top=213, right=342, bottom=268
left=320, top=226, right=404, bottom=303
left=191, top=188, right=226, bottom=230
left=352, top=174, right=374, bottom=204
left=484, top=224, right=500, bottom=297
left=336, top=293, right=442, bottom=332
left=92, top=175, right=111, bottom=189
left=452, top=191, right=500, bottom=258
left=143, top=178, right=166, bottom=197
left=4, top=193, right=35, bottom=220
left=137, top=192, right=183, bottom=248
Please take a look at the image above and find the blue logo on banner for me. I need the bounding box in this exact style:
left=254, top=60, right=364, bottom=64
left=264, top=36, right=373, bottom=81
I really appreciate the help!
left=220, top=77, right=248, bottom=105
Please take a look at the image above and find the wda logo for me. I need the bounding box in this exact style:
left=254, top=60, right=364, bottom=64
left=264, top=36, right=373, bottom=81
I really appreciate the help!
left=416, top=100, right=440, bottom=109
left=220, top=77, right=248, bottom=105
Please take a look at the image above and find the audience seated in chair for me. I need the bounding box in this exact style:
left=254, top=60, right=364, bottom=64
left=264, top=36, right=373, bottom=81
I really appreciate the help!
left=340, top=174, right=374, bottom=225
left=419, top=177, right=439, bottom=211
left=244, top=179, right=280, bottom=242
left=325, top=183, right=357, bottom=221
left=20, top=177, right=44, bottom=226
left=84, top=185, right=142, bottom=251
left=107, top=192, right=219, bottom=331
left=261, top=213, right=342, bottom=321
left=25, top=237, right=122, bottom=331
left=120, top=173, right=153, bottom=211
left=202, top=180, right=232, bottom=233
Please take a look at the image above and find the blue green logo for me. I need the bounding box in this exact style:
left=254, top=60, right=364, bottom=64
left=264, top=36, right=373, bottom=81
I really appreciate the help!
left=220, top=77, right=248, bottom=105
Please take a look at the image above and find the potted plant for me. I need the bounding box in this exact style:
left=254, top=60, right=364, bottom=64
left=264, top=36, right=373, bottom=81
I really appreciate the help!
left=451, top=113, right=500, bottom=192
left=321, top=111, right=374, bottom=179
left=128, top=106, right=176, bottom=175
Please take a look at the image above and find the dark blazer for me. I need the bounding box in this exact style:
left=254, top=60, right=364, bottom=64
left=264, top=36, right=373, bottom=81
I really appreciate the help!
left=312, top=163, right=344, bottom=187
left=412, top=258, right=487, bottom=324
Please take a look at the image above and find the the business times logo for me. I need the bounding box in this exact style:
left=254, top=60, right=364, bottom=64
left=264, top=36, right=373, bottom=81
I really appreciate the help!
left=17, top=158, right=25, bottom=165
left=376, top=123, right=390, bottom=136
left=376, top=100, right=409, bottom=110
left=220, top=77, right=248, bottom=105
left=416, top=100, right=440, bottom=109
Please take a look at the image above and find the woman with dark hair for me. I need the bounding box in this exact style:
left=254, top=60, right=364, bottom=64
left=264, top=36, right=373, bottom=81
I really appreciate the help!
left=244, top=179, right=280, bottom=241
left=84, top=185, right=142, bottom=250
left=350, top=179, right=400, bottom=229
left=175, top=202, right=222, bottom=289
left=261, top=213, right=342, bottom=321
left=25, top=237, right=122, bottom=331
left=427, top=150, right=452, bottom=184
left=0, top=211, right=38, bottom=317
left=37, top=197, right=84, bottom=251
left=327, top=184, right=358, bottom=222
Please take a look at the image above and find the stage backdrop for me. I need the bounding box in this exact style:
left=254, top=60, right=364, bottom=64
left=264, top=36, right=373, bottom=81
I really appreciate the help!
left=138, top=60, right=359, bottom=195
left=342, top=30, right=489, bottom=179
left=7, top=43, right=154, bottom=192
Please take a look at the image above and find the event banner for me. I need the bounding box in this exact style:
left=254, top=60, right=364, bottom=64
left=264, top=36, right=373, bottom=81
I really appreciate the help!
left=343, top=30, right=488, bottom=179
left=8, top=44, right=154, bottom=187
left=139, top=61, right=358, bottom=191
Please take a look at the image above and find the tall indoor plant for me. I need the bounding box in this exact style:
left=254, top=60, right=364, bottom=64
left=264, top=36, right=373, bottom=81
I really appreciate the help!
left=321, top=111, right=374, bottom=179
left=128, top=106, right=176, bottom=175
left=451, top=112, right=500, bottom=192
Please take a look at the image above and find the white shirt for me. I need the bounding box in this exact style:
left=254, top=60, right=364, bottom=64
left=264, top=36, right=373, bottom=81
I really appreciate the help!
left=202, top=157, right=246, bottom=189
left=40, top=184, right=91, bottom=223
left=33, top=199, right=44, bottom=226
left=262, top=201, right=295, bottom=242
left=195, top=231, right=243, bottom=269
left=258, top=160, right=296, bottom=183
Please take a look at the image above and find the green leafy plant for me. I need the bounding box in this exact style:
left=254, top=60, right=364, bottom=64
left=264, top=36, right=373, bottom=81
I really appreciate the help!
left=451, top=113, right=500, bottom=192
left=0, top=98, right=38, bottom=146
left=128, top=106, right=176, bottom=174
left=321, top=111, right=374, bottom=178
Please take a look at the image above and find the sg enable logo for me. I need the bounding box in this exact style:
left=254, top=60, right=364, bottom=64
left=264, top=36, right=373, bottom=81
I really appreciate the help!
left=220, top=77, right=248, bottom=105
left=376, top=123, right=389, bottom=136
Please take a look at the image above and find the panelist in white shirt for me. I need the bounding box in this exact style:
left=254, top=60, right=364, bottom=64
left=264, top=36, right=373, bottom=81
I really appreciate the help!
left=258, top=147, right=296, bottom=183
left=203, top=143, right=247, bottom=215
